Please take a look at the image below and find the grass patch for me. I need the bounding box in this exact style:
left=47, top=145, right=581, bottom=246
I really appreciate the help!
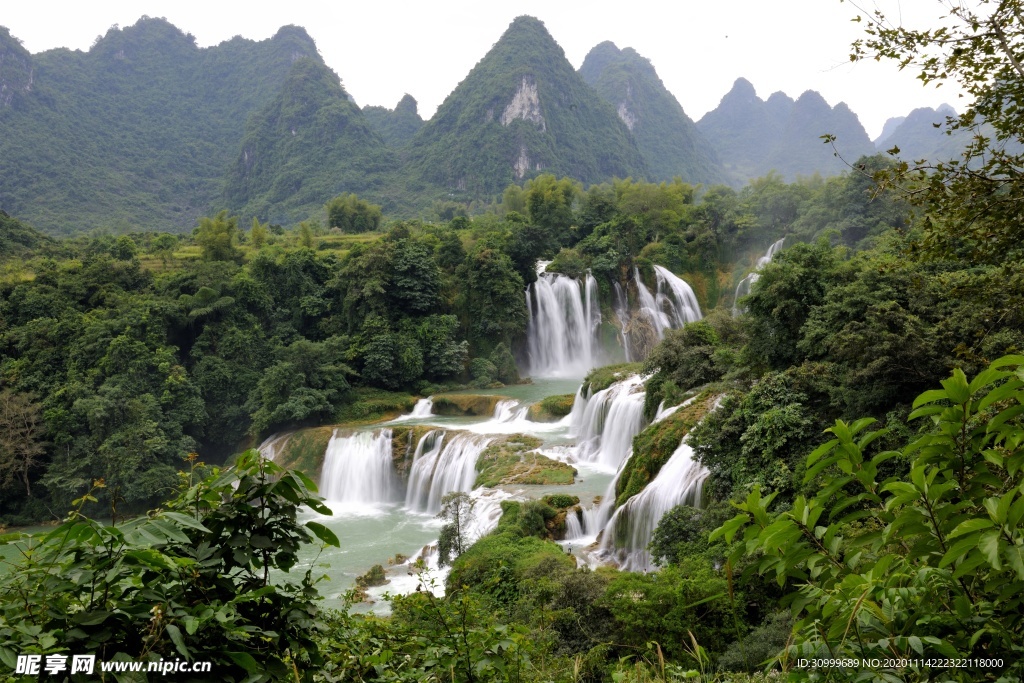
left=526, top=393, right=575, bottom=422
left=615, top=391, right=717, bottom=507
left=582, top=363, right=643, bottom=395
left=475, top=435, right=576, bottom=488
left=432, top=393, right=509, bottom=416
left=335, top=388, right=417, bottom=423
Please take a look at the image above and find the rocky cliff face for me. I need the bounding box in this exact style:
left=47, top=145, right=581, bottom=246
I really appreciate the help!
left=0, top=27, right=33, bottom=108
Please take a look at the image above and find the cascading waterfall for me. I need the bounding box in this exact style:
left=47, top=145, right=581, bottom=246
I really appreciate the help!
left=571, top=374, right=647, bottom=471
left=394, top=397, right=433, bottom=421
left=525, top=264, right=602, bottom=377
left=733, top=237, right=785, bottom=315
left=654, top=266, right=702, bottom=327
left=320, top=429, right=400, bottom=506
left=257, top=432, right=289, bottom=462
left=597, top=440, right=709, bottom=571
left=404, top=430, right=494, bottom=514
left=623, top=267, right=703, bottom=360
left=612, top=282, right=634, bottom=361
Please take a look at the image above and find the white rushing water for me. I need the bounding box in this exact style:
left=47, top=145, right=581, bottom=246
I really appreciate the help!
left=733, top=237, right=785, bottom=315
left=320, top=429, right=401, bottom=510
left=525, top=264, right=602, bottom=378
left=597, top=440, right=709, bottom=572
left=404, top=431, right=494, bottom=514
left=571, top=374, right=648, bottom=471
left=301, top=374, right=715, bottom=611
left=393, top=397, right=433, bottom=421
left=623, top=267, right=703, bottom=360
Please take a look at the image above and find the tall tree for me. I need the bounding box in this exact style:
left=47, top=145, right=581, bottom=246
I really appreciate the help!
left=850, top=0, right=1024, bottom=265
left=0, top=390, right=47, bottom=498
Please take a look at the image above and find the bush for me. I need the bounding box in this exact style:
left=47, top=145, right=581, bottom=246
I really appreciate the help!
left=0, top=450, right=338, bottom=682
left=716, top=356, right=1024, bottom=676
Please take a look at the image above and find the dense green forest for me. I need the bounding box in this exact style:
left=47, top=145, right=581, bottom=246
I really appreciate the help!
left=3, top=2, right=1024, bottom=681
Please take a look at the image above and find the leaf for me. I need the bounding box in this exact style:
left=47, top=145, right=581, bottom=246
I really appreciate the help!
left=939, top=533, right=980, bottom=568
left=977, top=530, right=1003, bottom=570
left=305, top=521, right=340, bottom=547
left=948, top=518, right=993, bottom=539
left=990, top=354, right=1024, bottom=370
left=73, top=610, right=112, bottom=626
left=912, top=388, right=949, bottom=410
left=977, top=377, right=1023, bottom=410
left=227, top=651, right=259, bottom=672
left=941, top=369, right=970, bottom=404
left=807, top=438, right=839, bottom=466
left=161, top=512, right=211, bottom=533
left=165, top=624, right=189, bottom=658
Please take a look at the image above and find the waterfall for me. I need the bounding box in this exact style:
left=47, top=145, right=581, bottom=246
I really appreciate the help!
left=393, top=397, right=434, bottom=421
left=404, top=431, right=494, bottom=514
left=572, top=374, right=647, bottom=470
left=623, top=267, right=703, bottom=360
left=491, top=399, right=523, bottom=422
left=654, top=266, right=702, bottom=327
left=733, top=237, right=785, bottom=315
left=612, top=282, right=634, bottom=362
left=319, top=429, right=400, bottom=507
left=597, top=440, right=709, bottom=571
left=257, top=432, right=289, bottom=462
left=525, top=266, right=602, bottom=378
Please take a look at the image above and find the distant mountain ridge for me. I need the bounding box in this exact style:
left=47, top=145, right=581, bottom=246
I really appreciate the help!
left=363, top=94, right=424, bottom=147
left=874, top=104, right=969, bottom=161
left=1, top=16, right=949, bottom=234
left=579, top=41, right=725, bottom=185
left=697, top=78, right=875, bottom=183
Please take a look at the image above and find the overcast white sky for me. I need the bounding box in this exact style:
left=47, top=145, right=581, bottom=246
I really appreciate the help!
left=3, top=1, right=963, bottom=140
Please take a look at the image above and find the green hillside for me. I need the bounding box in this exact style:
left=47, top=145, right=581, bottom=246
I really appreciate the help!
left=222, top=58, right=396, bottom=224
left=0, top=18, right=321, bottom=234
left=404, top=16, right=647, bottom=196
left=579, top=41, right=725, bottom=184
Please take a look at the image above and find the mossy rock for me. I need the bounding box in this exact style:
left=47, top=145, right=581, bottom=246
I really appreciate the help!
left=432, top=393, right=510, bottom=416
left=526, top=393, right=576, bottom=422
left=541, top=494, right=580, bottom=509
left=355, top=564, right=389, bottom=589
left=271, top=426, right=335, bottom=481
left=582, top=363, right=643, bottom=395
left=475, top=435, right=576, bottom=487
left=615, top=391, right=718, bottom=507
left=390, top=425, right=441, bottom=477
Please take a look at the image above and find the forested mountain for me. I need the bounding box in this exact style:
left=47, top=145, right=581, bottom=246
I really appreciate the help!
left=0, top=18, right=323, bottom=234
left=698, top=77, right=875, bottom=183
left=221, top=57, right=395, bottom=224
left=579, top=41, right=725, bottom=184
left=362, top=94, right=424, bottom=147
left=403, top=16, right=647, bottom=196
